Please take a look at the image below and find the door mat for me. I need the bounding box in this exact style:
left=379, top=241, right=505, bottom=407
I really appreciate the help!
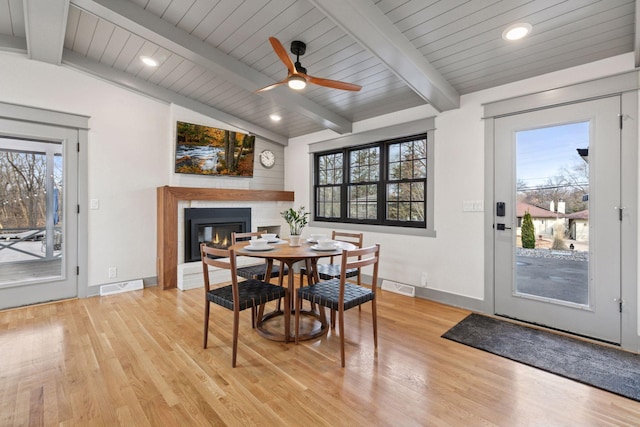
left=442, top=313, right=640, bottom=402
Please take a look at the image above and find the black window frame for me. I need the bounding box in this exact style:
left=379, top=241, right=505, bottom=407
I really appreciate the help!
left=314, top=133, right=428, bottom=228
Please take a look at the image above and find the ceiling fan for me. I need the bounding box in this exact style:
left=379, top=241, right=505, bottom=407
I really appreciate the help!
left=256, top=37, right=362, bottom=93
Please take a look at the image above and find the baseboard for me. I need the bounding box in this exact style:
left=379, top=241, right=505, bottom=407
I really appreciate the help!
left=415, top=286, right=486, bottom=312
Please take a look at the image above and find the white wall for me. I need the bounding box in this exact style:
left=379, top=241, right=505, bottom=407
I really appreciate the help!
left=286, top=53, right=636, bottom=301
left=0, top=52, right=286, bottom=294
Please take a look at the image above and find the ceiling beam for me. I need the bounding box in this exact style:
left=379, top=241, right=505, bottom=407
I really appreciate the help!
left=23, top=0, right=69, bottom=64
left=635, top=0, right=640, bottom=67
left=63, top=49, right=288, bottom=145
left=308, top=0, right=460, bottom=113
left=70, top=0, right=353, bottom=134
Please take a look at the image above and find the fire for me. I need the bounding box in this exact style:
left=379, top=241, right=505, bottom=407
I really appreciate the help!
left=212, top=232, right=228, bottom=247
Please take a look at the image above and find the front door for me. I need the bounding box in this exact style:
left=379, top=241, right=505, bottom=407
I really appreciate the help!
left=494, top=96, right=621, bottom=343
left=0, top=119, right=79, bottom=309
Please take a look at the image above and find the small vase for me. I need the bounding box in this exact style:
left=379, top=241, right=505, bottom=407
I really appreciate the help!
left=289, top=235, right=301, bottom=246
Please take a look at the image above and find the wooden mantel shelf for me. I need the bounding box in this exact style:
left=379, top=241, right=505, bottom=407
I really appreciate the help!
left=157, top=186, right=294, bottom=289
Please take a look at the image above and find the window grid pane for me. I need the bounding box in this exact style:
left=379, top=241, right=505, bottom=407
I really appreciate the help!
left=348, top=184, right=377, bottom=220
left=389, top=139, right=427, bottom=181
left=350, top=147, right=380, bottom=183
left=316, top=186, right=341, bottom=218
left=318, top=153, right=343, bottom=185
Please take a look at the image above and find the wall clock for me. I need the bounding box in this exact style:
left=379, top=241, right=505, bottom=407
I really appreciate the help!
left=259, top=150, right=276, bottom=168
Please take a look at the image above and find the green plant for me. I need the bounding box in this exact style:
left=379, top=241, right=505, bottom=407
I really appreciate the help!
left=521, top=211, right=535, bottom=249
left=281, top=206, right=309, bottom=235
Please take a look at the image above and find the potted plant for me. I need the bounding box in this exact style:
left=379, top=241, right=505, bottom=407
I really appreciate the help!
left=281, top=206, right=309, bottom=246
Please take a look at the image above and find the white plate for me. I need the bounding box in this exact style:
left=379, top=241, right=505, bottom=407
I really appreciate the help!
left=244, top=245, right=274, bottom=251
left=266, top=238, right=285, bottom=244
left=311, top=244, right=338, bottom=251
left=307, top=238, right=318, bottom=243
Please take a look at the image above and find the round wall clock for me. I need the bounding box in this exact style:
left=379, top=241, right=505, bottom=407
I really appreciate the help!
left=259, top=150, right=276, bottom=168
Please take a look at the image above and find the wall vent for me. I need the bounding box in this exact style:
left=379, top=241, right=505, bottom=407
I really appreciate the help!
left=381, top=280, right=415, bottom=297
left=100, top=279, right=143, bottom=296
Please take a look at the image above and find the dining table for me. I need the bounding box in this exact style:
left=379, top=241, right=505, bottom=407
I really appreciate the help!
left=230, top=237, right=356, bottom=342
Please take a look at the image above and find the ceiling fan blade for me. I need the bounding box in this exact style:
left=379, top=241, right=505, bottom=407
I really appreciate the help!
left=306, top=75, right=362, bottom=91
left=269, top=37, right=296, bottom=74
left=255, top=78, right=289, bottom=93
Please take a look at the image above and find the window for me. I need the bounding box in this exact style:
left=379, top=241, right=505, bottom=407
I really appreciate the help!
left=348, top=146, right=379, bottom=220
left=314, top=133, right=428, bottom=228
left=316, top=152, right=343, bottom=218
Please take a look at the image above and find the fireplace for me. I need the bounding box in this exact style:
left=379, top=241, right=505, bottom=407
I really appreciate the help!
left=184, top=208, right=251, bottom=262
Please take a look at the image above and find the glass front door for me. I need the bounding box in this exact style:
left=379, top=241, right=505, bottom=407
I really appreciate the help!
left=494, top=96, right=621, bottom=344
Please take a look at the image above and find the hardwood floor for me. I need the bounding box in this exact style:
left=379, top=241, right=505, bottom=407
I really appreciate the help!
left=1, top=283, right=639, bottom=426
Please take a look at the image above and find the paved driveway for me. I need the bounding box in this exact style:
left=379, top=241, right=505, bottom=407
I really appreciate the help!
left=516, top=256, right=588, bottom=304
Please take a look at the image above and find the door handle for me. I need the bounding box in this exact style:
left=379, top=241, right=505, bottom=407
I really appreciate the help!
left=496, top=223, right=512, bottom=230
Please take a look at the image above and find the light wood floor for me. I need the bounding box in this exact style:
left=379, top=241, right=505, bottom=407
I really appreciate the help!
left=1, top=282, right=639, bottom=426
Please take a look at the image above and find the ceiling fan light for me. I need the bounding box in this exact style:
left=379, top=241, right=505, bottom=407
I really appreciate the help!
left=502, top=23, right=532, bottom=41
left=288, top=75, right=306, bottom=90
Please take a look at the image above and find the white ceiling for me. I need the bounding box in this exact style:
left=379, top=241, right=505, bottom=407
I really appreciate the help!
left=0, top=0, right=637, bottom=144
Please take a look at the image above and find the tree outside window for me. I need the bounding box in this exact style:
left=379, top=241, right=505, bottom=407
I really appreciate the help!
left=0, top=149, right=62, bottom=230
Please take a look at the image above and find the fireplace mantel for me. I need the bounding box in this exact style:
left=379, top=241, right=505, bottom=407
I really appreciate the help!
left=157, top=186, right=294, bottom=289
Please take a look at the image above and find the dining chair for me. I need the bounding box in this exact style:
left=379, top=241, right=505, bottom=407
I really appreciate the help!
left=232, top=231, right=289, bottom=282
left=299, top=231, right=363, bottom=286
left=201, top=243, right=289, bottom=367
left=299, top=231, right=363, bottom=323
left=295, top=244, right=380, bottom=367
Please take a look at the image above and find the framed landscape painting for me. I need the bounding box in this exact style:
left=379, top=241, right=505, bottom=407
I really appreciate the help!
left=175, top=121, right=255, bottom=177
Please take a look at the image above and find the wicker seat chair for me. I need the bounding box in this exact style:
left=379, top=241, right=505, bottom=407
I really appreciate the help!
left=295, top=244, right=380, bottom=367
left=299, top=231, right=363, bottom=323
left=201, top=243, right=289, bottom=367
left=232, top=231, right=289, bottom=281
left=299, top=231, right=363, bottom=286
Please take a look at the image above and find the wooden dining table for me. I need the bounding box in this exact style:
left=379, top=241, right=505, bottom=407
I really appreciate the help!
left=230, top=238, right=356, bottom=342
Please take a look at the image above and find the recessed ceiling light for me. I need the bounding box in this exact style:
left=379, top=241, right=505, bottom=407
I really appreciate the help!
left=140, top=55, right=159, bottom=67
left=269, top=114, right=282, bottom=122
left=502, top=23, right=532, bottom=41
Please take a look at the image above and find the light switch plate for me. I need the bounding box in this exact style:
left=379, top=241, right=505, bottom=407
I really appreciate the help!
left=463, top=200, right=484, bottom=212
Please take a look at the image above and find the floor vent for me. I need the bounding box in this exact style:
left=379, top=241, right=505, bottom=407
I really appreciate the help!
left=381, top=280, right=415, bottom=297
left=100, top=279, right=144, bottom=296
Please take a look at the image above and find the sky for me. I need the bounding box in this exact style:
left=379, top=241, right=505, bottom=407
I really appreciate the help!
left=516, top=121, right=589, bottom=188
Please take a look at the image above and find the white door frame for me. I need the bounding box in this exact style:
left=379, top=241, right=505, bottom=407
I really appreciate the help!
left=0, top=101, right=89, bottom=300
left=483, top=71, right=639, bottom=351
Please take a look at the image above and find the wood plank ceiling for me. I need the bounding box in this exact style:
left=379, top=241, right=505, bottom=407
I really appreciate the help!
left=0, top=0, right=636, bottom=144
